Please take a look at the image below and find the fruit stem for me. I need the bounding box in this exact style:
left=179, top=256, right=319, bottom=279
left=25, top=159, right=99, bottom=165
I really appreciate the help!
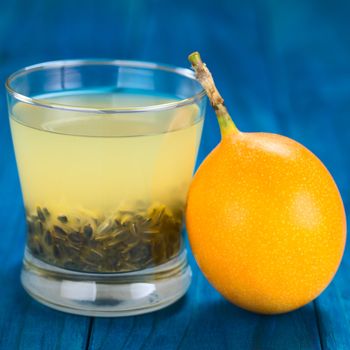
left=188, top=51, right=239, bottom=138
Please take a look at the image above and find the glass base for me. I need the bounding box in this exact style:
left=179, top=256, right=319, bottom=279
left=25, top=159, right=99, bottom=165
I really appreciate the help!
left=21, top=249, right=191, bottom=317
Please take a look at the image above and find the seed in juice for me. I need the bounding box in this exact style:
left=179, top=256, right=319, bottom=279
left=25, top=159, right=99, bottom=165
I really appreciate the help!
left=54, top=225, right=66, bottom=236
left=43, top=207, right=50, bottom=217
left=34, top=221, right=43, bottom=236
left=44, top=231, right=52, bottom=245
left=68, top=232, right=85, bottom=244
left=27, top=219, right=34, bottom=235
left=57, top=215, right=68, bottom=224
left=26, top=203, right=183, bottom=273
left=53, top=244, right=61, bottom=259
left=37, top=207, right=46, bottom=222
left=83, top=225, right=93, bottom=239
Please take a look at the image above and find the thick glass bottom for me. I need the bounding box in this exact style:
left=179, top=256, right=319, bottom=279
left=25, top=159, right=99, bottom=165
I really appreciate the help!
left=21, top=249, right=191, bottom=317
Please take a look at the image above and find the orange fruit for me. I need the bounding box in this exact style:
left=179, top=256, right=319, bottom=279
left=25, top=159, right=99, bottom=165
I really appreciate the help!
left=186, top=52, right=346, bottom=314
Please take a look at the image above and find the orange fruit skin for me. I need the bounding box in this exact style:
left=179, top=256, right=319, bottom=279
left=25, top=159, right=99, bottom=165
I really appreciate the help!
left=186, top=132, right=346, bottom=314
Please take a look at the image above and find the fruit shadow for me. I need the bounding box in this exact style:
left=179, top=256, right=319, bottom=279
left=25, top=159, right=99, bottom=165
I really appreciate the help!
left=154, top=295, right=322, bottom=348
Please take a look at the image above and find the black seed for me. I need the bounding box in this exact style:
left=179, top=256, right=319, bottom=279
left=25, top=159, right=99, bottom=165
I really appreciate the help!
left=25, top=202, right=184, bottom=272
left=37, top=207, right=46, bottom=222
left=34, top=221, right=44, bottom=236
left=54, top=225, right=66, bottom=236
left=88, top=240, right=98, bottom=248
left=45, top=231, right=52, bottom=245
left=129, top=244, right=151, bottom=263
left=27, top=220, right=34, bottom=235
left=57, top=215, right=68, bottom=223
left=83, top=225, right=93, bottom=239
left=68, top=232, right=85, bottom=244
left=38, top=243, right=44, bottom=254
left=31, top=247, right=40, bottom=256
left=53, top=245, right=61, bottom=258
left=53, top=234, right=65, bottom=242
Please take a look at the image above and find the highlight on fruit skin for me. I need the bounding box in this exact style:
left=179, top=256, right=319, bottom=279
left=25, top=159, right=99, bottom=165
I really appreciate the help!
left=186, top=51, right=347, bottom=314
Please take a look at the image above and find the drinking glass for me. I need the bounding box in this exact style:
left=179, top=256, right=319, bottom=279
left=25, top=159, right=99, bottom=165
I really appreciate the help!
left=6, top=59, right=206, bottom=316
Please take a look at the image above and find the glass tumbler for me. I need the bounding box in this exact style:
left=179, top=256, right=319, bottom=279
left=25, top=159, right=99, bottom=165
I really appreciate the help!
left=6, top=59, right=206, bottom=316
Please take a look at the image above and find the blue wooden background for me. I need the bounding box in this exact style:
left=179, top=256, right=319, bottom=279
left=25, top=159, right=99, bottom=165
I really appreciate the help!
left=0, top=0, right=349, bottom=349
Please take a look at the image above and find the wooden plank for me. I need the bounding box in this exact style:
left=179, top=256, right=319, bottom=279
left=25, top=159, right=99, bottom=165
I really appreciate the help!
left=315, top=245, right=350, bottom=350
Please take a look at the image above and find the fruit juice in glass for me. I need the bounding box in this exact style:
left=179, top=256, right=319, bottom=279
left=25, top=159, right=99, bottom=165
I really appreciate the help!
left=6, top=60, right=206, bottom=316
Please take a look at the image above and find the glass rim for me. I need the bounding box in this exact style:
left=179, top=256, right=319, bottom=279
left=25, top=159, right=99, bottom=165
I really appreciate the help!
left=5, top=59, right=206, bottom=114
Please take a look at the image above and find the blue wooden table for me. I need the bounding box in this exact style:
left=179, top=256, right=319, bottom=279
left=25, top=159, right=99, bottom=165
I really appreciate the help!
left=0, top=0, right=349, bottom=349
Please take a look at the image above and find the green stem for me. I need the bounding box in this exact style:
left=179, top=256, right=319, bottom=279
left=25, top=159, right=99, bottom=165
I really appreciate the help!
left=188, top=51, right=239, bottom=138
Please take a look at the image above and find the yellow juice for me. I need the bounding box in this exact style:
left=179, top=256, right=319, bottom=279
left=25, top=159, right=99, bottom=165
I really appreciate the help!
left=10, top=92, right=204, bottom=272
